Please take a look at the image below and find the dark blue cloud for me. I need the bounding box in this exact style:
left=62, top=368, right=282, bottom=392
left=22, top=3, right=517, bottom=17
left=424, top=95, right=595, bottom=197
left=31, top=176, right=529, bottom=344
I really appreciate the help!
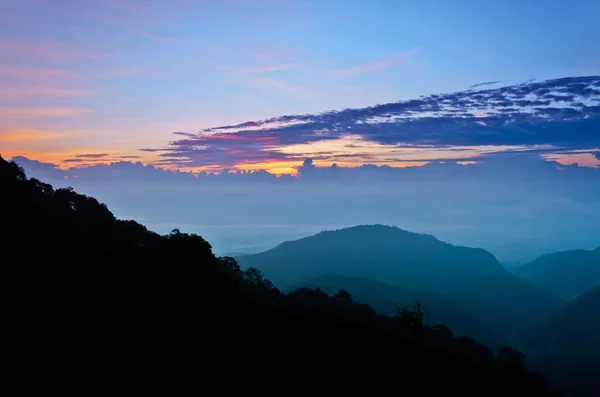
left=469, top=80, right=503, bottom=88
left=75, top=153, right=109, bottom=159
left=140, top=76, right=600, bottom=168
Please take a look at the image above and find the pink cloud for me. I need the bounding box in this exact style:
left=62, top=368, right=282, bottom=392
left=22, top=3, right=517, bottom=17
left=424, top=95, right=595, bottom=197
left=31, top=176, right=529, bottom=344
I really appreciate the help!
left=0, top=64, right=107, bottom=100
left=0, top=107, right=91, bottom=120
left=0, top=37, right=111, bottom=64
left=0, top=87, right=107, bottom=100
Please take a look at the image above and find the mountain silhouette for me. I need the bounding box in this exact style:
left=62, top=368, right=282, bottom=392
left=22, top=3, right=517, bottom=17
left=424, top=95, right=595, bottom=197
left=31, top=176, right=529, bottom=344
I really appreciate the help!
left=513, top=249, right=600, bottom=300
left=237, top=225, right=562, bottom=335
left=296, top=273, right=503, bottom=350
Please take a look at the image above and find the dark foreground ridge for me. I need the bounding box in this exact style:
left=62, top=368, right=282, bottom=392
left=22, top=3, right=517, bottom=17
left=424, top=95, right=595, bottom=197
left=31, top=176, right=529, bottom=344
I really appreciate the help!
left=1, top=154, right=562, bottom=396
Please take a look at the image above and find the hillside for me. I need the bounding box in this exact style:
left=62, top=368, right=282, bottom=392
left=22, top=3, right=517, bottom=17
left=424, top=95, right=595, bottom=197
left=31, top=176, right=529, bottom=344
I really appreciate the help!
left=513, top=249, right=600, bottom=300
left=520, top=286, right=600, bottom=397
left=1, top=154, right=563, bottom=396
left=298, top=274, right=503, bottom=350
left=238, top=226, right=562, bottom=333
left=238, top=225, right=507, bottom=289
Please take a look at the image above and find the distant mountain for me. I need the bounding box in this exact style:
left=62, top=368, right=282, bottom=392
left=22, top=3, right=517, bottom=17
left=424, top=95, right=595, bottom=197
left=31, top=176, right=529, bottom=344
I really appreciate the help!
left=513, top=249, right=600, bottom=300
left=238, top=225, right=562, bottom=333
left=297, top=274, right=503, bottom=350
left=520, top=286, right=600, bottom=397
left=239, top=225, right=506, bottom=290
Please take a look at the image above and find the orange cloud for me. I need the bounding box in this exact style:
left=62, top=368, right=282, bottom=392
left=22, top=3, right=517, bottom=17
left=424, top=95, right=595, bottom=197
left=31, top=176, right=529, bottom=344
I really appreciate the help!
left=543, top=153, right=600, bottom=168
left=0, top=123, right=164, bottom=169
left=236, top=160, right=304, bottom=175
left=1, top=147, right=100, bottom=168
left=0, top=127, right=83, bottom=143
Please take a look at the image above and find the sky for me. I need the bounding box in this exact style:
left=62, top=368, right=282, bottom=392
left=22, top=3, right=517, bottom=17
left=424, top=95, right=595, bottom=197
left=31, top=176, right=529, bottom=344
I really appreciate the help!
left=2, top=0, right=599, bottom=260
left=1, top=0, right=600, bottom=174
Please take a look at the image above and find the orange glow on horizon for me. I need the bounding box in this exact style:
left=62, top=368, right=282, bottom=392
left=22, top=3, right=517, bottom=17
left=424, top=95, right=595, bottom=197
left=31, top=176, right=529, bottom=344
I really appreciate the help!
left=236, top=160, right=303, bottom=175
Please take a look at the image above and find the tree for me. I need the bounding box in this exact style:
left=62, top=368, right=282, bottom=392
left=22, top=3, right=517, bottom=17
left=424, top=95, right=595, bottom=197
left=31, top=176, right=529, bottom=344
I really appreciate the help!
left=497, top=345, right=527, bottom=371
left=396, top=302, right=425, bottom=330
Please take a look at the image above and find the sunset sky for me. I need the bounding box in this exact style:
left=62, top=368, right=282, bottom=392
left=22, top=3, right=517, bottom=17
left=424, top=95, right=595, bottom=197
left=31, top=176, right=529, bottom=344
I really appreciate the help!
left=1, top=0, right=599, bottom=174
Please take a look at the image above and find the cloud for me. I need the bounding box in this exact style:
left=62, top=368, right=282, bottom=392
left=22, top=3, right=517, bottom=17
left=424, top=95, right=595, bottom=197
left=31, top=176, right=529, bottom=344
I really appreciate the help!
left=0, top=127, right=83, bottom=143
left=242, top=76, right=312, bottom=99
left=241, top=64, right=299, bottom=73
left=469, top=80, right=503, bottom=88
left=0, top=64, right=107, bottom=101
left=11, top=150, right=599, bottom=186
left=117, top=155, right=141, bottom=159
left=140, top=76, right=600, bottom=170
left=0, top=87, right=107, bottom=100
left=335, top=50, right=417, bottom=77
left=0, top=107, right=91, bottom=120
left=0, top=37, right=110, bottom=64
left=0, top=64, right=76, bottom=81
left=75, top=153, right=110, bottom=159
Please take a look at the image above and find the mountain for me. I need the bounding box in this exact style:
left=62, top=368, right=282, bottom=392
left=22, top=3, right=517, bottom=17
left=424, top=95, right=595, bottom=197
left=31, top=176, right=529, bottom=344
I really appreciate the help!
left=513, top=249, right=600, bottom=300
left=1, top=154, right=562, bottom=396
left=238, top=225, right=562, bottom=333
left=520, top=286, right=600, bottom=397
left=238, top=225, right=507, bottom=290
left=297, top=274, right=503, bottom=350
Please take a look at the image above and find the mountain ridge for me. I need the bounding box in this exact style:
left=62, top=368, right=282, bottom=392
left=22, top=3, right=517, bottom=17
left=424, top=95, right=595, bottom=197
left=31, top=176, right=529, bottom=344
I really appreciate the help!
left=296, top=273, right=504, bottom=350
left=513, top=248, right=600, bottom=300
left=240, top=224, right=513, bottom=289
left=238, top=224, right=562, bottom=337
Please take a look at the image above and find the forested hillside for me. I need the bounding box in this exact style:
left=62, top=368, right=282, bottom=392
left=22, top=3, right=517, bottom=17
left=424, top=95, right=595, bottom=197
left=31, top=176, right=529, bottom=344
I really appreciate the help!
left=237, top=225, right=562, bottom=339
left=297, top=274, right=503, bottom=349
left=520, top=286, right=600, bottom=397
left=0, top=153, right=562, bottom=396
